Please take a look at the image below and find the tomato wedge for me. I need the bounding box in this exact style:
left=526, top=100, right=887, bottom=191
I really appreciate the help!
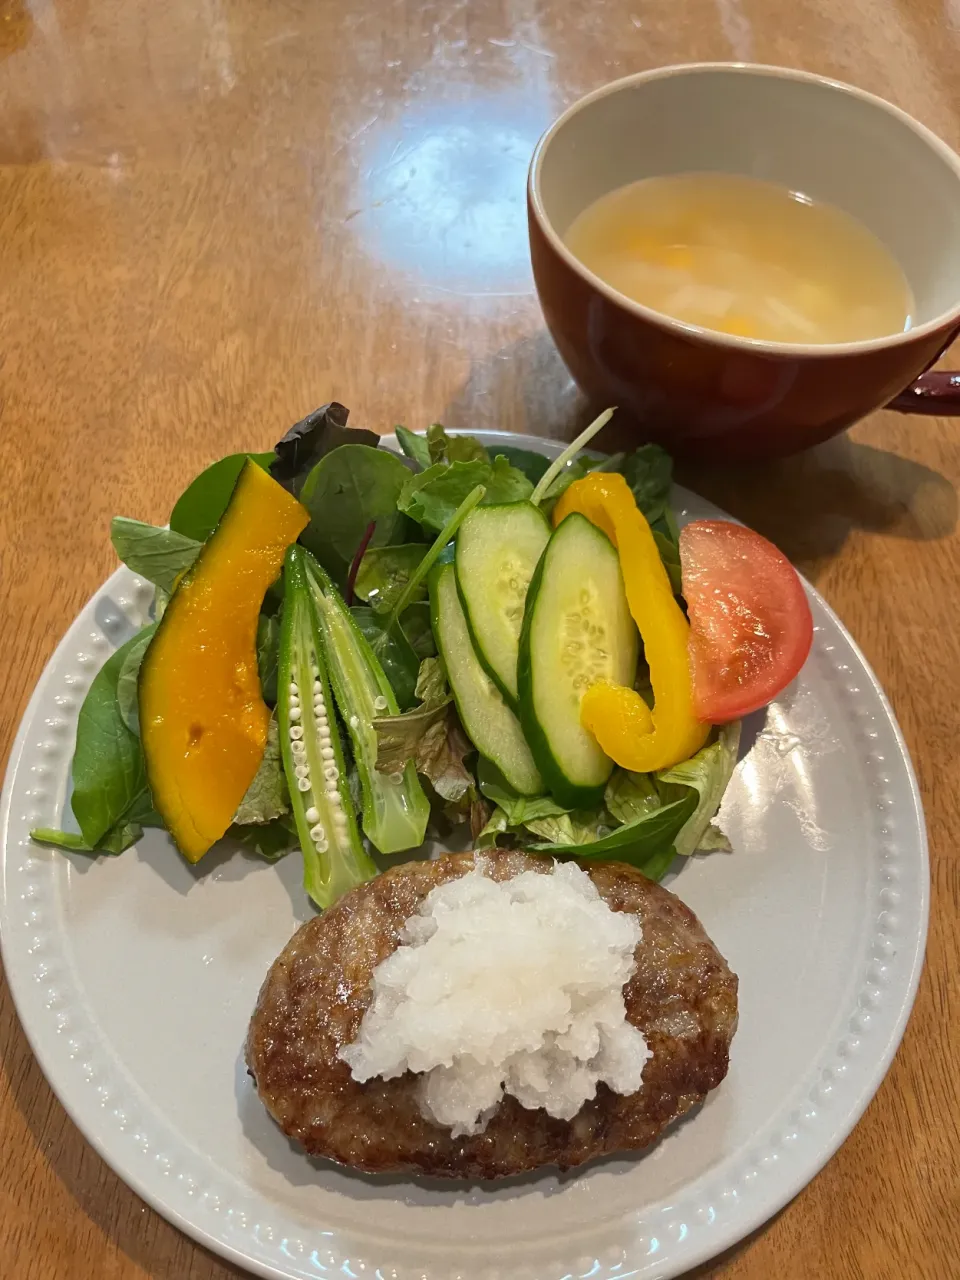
left=679, top=520, right=813, bottom=723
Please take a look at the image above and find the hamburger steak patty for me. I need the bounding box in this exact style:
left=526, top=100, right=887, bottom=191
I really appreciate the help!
left=246, top=851, right=738, bottom=1179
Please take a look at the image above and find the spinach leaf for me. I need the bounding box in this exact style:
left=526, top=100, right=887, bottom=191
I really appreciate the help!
left=350, top=606, right=420, bottom=709
left=256, top=614, right=280, bottom=704
left=490, top=446, right=550, bottom=484
left=635, top=844, right=678, bottom=882
left=401, top=602, right=437, bottom=659
left=31, top=828, right=97, bottom=853
left=477, top=760, right=570, bottom=825
left=300, top=444, right=414, bottom=585
left=70, top=630, right=156, bottom=848
left=116, top=624, right=157, bottom=736
left=354, top=544, right=428, bottom=614
left=394, top=425, right=432, bottom=469
left=234, top=715, right=289, bottom=824
left=170, top=452, right=275, bottom=542
left=271, top=403, right=381, bottom=496
left=619, top=444, right=674, bottom=525
left=228, top=817, right=297, bottom=861
left=31, top=822, right=145, bottom=856
left=110, top=519, right=201, bottom=593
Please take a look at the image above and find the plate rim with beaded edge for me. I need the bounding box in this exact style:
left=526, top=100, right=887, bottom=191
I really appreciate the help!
left=0, top=431, right=928, bottom=1280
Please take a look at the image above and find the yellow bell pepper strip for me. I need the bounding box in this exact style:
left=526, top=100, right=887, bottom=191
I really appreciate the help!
left=552, top=472, right=709, bottom=771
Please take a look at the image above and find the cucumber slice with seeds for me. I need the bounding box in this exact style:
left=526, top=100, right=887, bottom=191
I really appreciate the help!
left=431, top=563, right=544, bottom=796
left=279, top=548, right=376, bottom=909
left=455, top=502, right=551, bottom=707
left=518, top=513, right=639, bottom=808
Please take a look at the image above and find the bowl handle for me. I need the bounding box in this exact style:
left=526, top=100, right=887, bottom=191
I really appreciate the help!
left=887, top=370, right=960, bottom=415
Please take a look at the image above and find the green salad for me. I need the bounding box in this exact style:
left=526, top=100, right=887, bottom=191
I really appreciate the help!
left=32, top=403, right=739, bottom=908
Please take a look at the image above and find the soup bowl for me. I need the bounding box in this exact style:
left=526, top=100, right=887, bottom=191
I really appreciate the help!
left=528, top=63, right=960, bottom=460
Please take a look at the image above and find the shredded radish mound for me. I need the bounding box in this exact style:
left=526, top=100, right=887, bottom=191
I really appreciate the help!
left=339, top=859, right=651, bottom=1137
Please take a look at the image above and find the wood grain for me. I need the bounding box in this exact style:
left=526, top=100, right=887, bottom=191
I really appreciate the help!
left=1, top=0, right=958, bottom=1276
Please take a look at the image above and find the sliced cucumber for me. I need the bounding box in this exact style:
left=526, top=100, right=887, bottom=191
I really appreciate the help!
left=299, top=550, right=431, bottom=855
left=279, top=549, right=376, bottom=908
left=518, top=513, right=639, bottom=808
left=455, top=502, right=551, bottom=707
left=431, top=563, right=544, bottom=796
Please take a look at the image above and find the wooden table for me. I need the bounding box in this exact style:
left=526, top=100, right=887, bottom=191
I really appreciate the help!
left=1, top=0, right=958, bottom=1276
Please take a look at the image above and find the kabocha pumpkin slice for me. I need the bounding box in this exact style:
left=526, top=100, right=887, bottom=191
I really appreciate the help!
left=139, top=461, right=309, bottom=862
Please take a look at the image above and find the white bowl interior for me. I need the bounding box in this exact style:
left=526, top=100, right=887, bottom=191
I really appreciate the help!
left=536, top=66, right=960, bottom=328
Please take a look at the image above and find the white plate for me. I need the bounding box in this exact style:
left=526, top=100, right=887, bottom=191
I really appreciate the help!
left=0, top=432, right=928, bottom=1280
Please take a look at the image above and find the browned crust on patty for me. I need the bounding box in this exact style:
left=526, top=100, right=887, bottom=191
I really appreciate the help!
left=246, top=851, right=738, bottom=1179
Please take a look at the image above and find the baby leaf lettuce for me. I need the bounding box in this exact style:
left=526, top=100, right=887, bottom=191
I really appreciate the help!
left=372, top=658, right=475, bottom=805
left=657, top=721, right=741, bottom=856
left=271, top=402, right=380, bottom=496
left=110, top=519, right=201, bottom=594
left=398, top=456, right=533, bottom=531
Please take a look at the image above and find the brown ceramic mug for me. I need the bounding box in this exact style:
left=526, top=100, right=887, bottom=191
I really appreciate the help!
left=528, top=63, right=960, bottom=461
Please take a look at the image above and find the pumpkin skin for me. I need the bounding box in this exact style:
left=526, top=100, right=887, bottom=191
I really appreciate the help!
left=139, top=461, right=309, bottom=861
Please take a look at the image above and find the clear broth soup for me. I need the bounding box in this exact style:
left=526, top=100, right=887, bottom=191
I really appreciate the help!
left=563, top=173, right=914, bottom=344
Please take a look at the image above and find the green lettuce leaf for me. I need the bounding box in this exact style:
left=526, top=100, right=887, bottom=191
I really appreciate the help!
left=657, top=721, right=741, bottom=857
left=234, top=715, right=289, bottom=825
left=397, top=459, right=491, bottom=531
left=604, top=770, right=661, bottom=825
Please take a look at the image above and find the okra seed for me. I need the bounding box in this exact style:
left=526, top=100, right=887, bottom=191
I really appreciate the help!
left=305, top=806, right=320, bottom=824
left=289, top=706, right=301, bottom=721
left=313, top=681, right=323, bottom=696
left=373, top=695, right=388, bottom=711
left=297, top=776, right=311, bottom=791
left=309, top=823, right=325, bottom=842
left=324, top=764, right=339, bottom=782
left=318, top=727, right=331, bottom=743
left=321, top=746, right=334, bottom=761
left=389, top=771, right=403, bottom=784
left=291, top=740, right=306, bottom=757
left=295, top=764, right=309, bottom=779
left=288, top=682, right=299, bottom=695
left=315, top=836, right=328, bottom=853
left=330, top=791, right=342, bottom=808
left=313, top=702, right=326, bottom=718
left=289, top=725, right=304, bottom=740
